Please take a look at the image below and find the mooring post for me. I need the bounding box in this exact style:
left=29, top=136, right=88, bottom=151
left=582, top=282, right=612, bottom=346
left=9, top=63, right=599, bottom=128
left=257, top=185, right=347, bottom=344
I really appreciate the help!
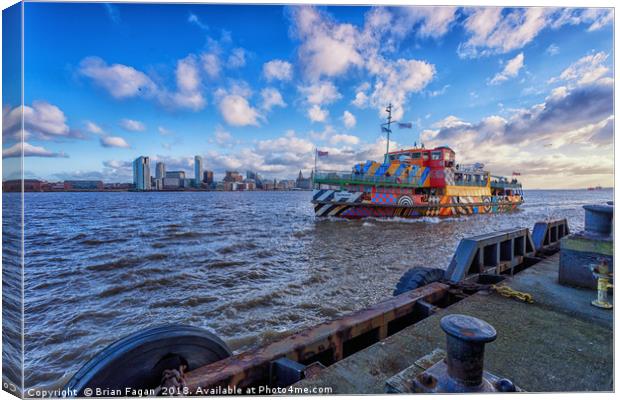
left=440, top=314, right=497, bottom=388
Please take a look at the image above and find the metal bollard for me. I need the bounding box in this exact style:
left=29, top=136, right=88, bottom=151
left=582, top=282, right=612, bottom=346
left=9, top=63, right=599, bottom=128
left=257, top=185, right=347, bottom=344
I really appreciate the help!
left=440, top=314, right=497, bottom=389
left=410, top=314, right=519, bottom=392
left=591, top=261, right=613, bottom=309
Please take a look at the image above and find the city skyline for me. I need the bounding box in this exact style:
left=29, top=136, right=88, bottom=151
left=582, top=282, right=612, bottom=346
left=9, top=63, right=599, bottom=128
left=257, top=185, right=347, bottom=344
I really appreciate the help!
left=2, top=4, right=614, bottom=189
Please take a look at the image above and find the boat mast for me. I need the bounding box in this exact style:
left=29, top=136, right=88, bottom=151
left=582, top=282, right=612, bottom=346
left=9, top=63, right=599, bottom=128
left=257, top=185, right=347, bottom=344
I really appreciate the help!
left=383, top=103, right=393, bottom=164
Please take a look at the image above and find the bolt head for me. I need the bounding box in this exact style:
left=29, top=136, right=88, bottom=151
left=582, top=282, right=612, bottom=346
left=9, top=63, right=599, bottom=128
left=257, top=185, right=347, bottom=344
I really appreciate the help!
left=496, top=378, right=516, bottom=392
left=440, top=314, right=497, bottom=343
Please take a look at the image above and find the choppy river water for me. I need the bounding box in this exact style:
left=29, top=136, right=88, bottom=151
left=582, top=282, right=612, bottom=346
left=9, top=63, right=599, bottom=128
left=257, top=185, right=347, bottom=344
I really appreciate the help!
left=1, top=189, right=613, bottom=389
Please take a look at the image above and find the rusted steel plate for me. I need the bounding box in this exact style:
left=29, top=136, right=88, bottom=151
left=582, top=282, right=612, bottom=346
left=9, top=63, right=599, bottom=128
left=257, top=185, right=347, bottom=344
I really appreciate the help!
left=185, top=282, right=449, bottom=390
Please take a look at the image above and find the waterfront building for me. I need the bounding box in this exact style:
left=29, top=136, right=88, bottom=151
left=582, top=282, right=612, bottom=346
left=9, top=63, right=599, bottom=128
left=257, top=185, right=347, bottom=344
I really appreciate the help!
left=155, top=162, right=166, bottom=180
left=224, top=171, right=243, bottom=183
left=163, top=177, right=181, bottom=189
left=203, top=170, right=214, bottom=185
left=48, top=182, right=65, bottom=191
left=64, top=180, right=104, bottom=190
left=243, top=179, right=256, bottom=191
left=165, top=171, right=185, bottom=180
left=263, top=180, right=277, bottom=190
left=247, top=170, right=263, bottom=188
left=194, top=156, right=203, bottom=188
left=2, top=179, right=43, bottom=192
left=277, top=179, right=296, bottom=190
left=296, top=171, right=313, bottom=190
left=132, top=156, right=151, bottom=190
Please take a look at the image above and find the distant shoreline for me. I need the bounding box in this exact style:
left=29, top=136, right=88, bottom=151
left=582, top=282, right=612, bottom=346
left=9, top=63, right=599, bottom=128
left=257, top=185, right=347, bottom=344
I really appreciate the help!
left=3, top=189, right=315, bottom=193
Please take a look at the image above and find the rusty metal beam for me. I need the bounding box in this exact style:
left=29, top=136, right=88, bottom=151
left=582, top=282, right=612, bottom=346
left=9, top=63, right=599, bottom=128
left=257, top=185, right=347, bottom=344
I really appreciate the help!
left=185, top=282, right=449, bottom=390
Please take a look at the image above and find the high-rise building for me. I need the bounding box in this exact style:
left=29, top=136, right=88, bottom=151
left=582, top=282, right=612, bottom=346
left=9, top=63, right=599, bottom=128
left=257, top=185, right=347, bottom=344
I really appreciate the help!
left=203, top=170, right=214, bottom=184
left=165, top=171, right=185, bottom=179
left=133, top=156, right=151, bottom=190
left=155, top=162, right=166, bottom=179
left=224, top=171, right=242, bottom=182
left=194, top=155, right=203, bottom=188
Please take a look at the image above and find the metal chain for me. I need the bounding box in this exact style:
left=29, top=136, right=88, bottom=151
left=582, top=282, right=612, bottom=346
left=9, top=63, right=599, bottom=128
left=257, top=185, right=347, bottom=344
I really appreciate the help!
left=153, top=365, right=187, bottom=396
left=491, top=284, right=534, bottom=304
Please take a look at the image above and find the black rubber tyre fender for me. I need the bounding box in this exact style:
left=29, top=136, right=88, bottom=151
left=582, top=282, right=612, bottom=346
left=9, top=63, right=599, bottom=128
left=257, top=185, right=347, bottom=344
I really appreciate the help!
left=66, top=325, right=232, bottom=396
left=393, top=267, right=445, bottom=296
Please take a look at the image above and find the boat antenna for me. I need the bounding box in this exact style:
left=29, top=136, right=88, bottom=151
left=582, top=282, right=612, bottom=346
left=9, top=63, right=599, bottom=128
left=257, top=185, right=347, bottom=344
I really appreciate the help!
left=382, top=103, right=393, bottom=163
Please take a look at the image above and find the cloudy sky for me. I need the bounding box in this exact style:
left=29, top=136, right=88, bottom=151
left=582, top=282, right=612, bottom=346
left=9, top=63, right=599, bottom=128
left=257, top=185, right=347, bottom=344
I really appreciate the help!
left=2, top=3, right=614, bottom=188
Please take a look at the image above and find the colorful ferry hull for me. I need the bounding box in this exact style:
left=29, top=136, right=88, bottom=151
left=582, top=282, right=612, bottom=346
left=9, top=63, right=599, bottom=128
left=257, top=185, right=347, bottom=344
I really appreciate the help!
left=312, top=145, right=523, bottom=219
left=312, top=189, right=522, bottom=219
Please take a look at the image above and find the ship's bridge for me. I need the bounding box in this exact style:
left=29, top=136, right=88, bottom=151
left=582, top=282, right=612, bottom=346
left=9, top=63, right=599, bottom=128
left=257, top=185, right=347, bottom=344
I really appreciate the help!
left=387, top=146, right=455, bottom=168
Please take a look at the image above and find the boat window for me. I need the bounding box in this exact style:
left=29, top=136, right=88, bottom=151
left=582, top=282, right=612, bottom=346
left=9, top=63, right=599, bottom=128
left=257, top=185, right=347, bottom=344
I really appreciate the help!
left=431, top=151, right=442, bottom=160
left=411, top=152, right=421, bottom=159
left=422, top=153, right=429, bottom=161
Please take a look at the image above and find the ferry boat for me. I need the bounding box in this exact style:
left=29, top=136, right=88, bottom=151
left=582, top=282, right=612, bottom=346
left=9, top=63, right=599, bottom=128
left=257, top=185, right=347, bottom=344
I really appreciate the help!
left=311, top=107, right=524, bottom=219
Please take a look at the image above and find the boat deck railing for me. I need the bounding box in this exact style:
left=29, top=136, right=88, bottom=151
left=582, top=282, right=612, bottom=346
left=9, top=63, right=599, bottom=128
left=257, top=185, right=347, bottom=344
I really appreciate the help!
left=452, top=179, right=488, bottom=187
left=314, top=171, right=522, bottom=190
left=314, top=170, right=421, bottom=187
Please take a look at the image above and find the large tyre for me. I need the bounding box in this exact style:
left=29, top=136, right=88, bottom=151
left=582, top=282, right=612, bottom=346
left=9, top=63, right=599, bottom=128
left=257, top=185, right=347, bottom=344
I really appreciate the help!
left=66, top=325, right=231, bottom=396
left=393, top=267, right=445, bottom=296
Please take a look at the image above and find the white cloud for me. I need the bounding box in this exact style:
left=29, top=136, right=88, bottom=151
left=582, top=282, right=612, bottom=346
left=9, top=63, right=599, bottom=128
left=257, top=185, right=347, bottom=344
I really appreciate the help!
left=546, top=44, right=559, bottom=56
left=260, top=87, right=287, bottom=111
left=433, top=115, right=471, bottom=129
left=79, top=55, right=206, bottom=111
left=188, top=13, right=208, bottom=30
left=427, top=84, right=450, bottom=97
left=263, top=59, right=293, bottom=81
left=3, top=101, right=83, bottom=142
left=330, top=133, right=360, bottom=145
left=213, top=126, right=234, bottom=146
left=104, top=4, right=120, bottom=24
left=216, top=89, right=261, bottom=127
left=352, top=91, right=368, bottom=108
left=366, top=58, right=435, bottom=120
left=550, top=8, right=613, bottom=32
left=3, top=142, right=68, bottom=158
left=342, top=111, right=356, bottom=129
left=299, top=81, right=341, bottom=105
left=550, top=51, right=610, bottom=86
left=119, top=118, right=146, bottom=132
left=100, top=136, right=130, bottom=148
left=158, top=126, right=173, bottom=136
left=307, top=105, right=328, bottom=123
left=458, top=7, right=613, bottom=59
left=399, top=6, right=458, bottom=38
left=79, top=56, right=156, bottom=98
left=490, top=52, right=524, bottom=85
left=289, top=6, right=436, bottom=120
left=290, top=6, right=364, bottom=80
left=85, top=121, right=104, bottom=134
left=201, top=53, right=221, bottom=79
left=458, top=8, right=548, bottom=58
left=164, top=54, right=206, bottom=111
left=228, top=48, right=247, bottom=68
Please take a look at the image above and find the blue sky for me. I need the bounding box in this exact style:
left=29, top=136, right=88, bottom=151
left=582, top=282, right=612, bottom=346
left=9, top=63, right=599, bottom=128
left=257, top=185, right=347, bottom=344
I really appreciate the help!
left=2, top=4, right=614, bottom=188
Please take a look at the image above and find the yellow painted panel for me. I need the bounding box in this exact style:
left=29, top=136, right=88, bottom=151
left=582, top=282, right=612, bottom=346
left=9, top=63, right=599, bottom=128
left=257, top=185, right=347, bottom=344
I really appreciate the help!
left=367, top=162, right=379, bottom=175
left=445, top=185, right=492, bottom=196
left=387, top=163, right=400, bottom=175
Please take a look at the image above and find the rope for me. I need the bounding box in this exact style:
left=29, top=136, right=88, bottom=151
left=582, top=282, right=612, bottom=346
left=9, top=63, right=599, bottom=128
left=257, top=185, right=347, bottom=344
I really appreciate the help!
left=153, top=365, right=187, bottom=396
left=491, top=284, right=534, bottom=304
